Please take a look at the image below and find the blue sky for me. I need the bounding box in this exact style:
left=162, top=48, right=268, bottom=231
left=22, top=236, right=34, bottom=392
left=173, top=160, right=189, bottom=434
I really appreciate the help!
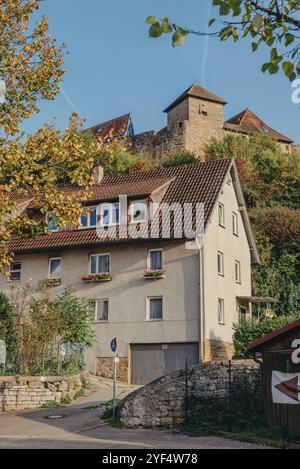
left=23, top=0, right=299, bottom=143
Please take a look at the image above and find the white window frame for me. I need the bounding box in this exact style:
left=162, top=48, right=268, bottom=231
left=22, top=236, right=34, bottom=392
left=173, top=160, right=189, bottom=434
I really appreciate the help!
left=130, top=199, right=148, bottom=224
left=147, top=296, right=163, bottom=322
left=99, top=203, right=120, bottom=227
left=218, top=203, right=225, bottom=227
left=235, top=260, right=241, bottom=284
left=90, top=299, right=109, bottom=323
left=218, top=298, right=225, bottom=325
left=217, top=251, right=224, bottom=276
left=8, top=262, right=22, bottom=282
left=147, top=249, right=164, bottom=271
left=89, top=253, right=111, bottom=274
left=232, top=212, right=239, bottom=236
left=79, top=206, right=97, bottom=229
left=48, top=257, right=62, bottom=279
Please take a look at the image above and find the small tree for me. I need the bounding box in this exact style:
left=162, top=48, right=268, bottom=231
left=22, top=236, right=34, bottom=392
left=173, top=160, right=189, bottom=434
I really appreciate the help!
left=0, top=291, right=16, bottom=367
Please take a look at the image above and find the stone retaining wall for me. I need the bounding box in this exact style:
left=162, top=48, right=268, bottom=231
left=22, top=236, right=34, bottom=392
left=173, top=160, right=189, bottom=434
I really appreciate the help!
left=0, top=373, right=86, bottom=412
left=119, top=361, right=260, bottom=427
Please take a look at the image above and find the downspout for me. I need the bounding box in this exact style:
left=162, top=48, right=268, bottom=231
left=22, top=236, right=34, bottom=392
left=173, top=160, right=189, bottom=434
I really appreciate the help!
left=196, top=235, right=205, bottom=362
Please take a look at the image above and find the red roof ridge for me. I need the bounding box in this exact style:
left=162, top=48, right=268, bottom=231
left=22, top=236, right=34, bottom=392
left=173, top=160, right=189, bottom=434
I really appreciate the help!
left=247, top=318, right=300, bottom=352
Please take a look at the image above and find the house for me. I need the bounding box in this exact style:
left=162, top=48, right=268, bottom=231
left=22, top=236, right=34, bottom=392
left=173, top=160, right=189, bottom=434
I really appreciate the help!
left=0, top=159, right=260, bottom=384
left=89, top=84, right=293, bottom=159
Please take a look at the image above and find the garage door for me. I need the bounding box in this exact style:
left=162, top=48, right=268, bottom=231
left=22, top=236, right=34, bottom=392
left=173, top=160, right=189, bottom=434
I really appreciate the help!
left=131, top=343, right=199, bottom=385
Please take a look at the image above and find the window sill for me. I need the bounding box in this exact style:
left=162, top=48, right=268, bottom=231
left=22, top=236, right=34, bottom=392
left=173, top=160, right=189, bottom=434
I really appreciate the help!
left=218, top=273, right=225, bottom=278
left=94, top=321, right=109, bottom=324
left=218, top=322, right=226, bottom=326
left=218, top=224, right=226, bottom=229
left=147, top=319, right=163, bottom=322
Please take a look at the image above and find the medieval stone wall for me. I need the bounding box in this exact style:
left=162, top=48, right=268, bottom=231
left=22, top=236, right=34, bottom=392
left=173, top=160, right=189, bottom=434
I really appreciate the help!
left=119, top=360, right=260, bottom=427
left=0, top=373, right=86, bottom=412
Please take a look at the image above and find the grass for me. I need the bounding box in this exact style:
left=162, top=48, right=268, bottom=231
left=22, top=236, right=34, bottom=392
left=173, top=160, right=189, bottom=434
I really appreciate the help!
left=183, top=423, right=300, bottom=449
left=43, top=400, right=64, bottom=409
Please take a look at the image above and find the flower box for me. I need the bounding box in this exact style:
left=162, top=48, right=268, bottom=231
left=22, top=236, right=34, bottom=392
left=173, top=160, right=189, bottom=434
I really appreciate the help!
left=143, top=270, right=165, bottom=280
left=80, top=273, right=112, bottom=283
left=39, top=278, right=62, bottom=288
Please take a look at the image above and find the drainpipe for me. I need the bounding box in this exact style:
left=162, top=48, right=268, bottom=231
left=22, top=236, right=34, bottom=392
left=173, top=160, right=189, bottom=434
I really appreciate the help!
left=195, top=235, right=205, bottom=362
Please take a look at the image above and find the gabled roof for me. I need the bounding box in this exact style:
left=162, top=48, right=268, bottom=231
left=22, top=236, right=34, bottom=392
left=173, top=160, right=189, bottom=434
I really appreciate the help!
left=163, top=84, right=227, bottom=113
left=247, top=319, right=300, bottom=353
left=86, top=113, right=133, bottom=141
left=224, top=108, right=293, bottom=143
left=9, top=159, right=259, bottom=263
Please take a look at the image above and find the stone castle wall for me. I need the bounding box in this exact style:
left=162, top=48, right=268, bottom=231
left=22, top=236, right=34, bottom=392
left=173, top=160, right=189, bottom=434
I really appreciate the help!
left=0, top=373, right=86, bottom=412
left=119, top=360, right=260, bottom=427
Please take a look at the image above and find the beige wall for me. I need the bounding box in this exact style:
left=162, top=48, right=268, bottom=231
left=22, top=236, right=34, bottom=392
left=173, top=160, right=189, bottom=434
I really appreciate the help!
left=0, top=241, right=200, bottom=372
left=202, top=170, right=252, bottom=354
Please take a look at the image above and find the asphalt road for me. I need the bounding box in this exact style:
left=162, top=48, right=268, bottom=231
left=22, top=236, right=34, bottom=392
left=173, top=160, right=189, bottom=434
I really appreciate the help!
left=0, top=377, right=269, bottom=449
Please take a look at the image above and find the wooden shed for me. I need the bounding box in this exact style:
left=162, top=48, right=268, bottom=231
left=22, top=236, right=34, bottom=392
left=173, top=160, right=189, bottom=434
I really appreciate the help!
left=247, top=319, right=300, bottom=434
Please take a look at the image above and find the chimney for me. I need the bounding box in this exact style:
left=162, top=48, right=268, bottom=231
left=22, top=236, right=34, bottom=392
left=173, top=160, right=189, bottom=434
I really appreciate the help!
left=92, top=165, right=104, bottom=184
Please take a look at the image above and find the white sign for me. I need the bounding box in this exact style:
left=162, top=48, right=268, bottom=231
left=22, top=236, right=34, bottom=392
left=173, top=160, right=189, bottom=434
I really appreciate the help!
left=0, top=340, right=6, bottom=365
left=291, top=339, right=300, bottom=365
left=272, top=371, right=300, bottom=405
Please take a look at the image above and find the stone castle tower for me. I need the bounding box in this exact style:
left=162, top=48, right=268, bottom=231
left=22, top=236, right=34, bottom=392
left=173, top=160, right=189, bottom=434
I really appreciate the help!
left=87, top=84, right=293, bottom=160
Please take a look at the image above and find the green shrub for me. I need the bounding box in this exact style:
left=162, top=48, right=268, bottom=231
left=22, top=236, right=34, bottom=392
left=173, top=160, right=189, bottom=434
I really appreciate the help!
left=162, top=151, right=198, bottom=168
left=233, top=316, right=297, bottom=358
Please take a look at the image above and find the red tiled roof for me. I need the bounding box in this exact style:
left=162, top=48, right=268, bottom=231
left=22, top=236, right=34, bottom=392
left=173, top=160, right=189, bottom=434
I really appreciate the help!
left=247, top=319, right=300, bottom=353
left=164, top=84, right=227, bottom=113
left=86, top=113, right=131, bottom=141
left=10, top=159, right=233, bottom=253
left=224, top=108, right=293, bottom=143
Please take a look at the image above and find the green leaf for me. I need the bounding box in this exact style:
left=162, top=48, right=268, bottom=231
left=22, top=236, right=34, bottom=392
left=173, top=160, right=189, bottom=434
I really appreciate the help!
left=149, top=22, right=162, bottom=38
left=252, top=13, right=263, bottom=32
left=252, top=42, right=258, bottom=52
left=209, top=18, right=216, bottom=27
left=145, top=16, right=157, bottom=25
left=285, top=33, right=295, bottom=47
left=220, top=3, right=231, bottom=15
left=261, top=63, right=269, bottom=73
left=172, top=29, right=188, bottom=47
left=161, top=17, right=172, bottom=33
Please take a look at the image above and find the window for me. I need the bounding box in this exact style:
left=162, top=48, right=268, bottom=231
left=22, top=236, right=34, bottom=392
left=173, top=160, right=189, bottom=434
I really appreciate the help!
left=9, top=262, right=21, bottom=282
left=100, top=203, right=119, bottom=227
left=235, top=260, right=241, bottom=283
left=130, top=200, right=148, bottom=223
left=46, top=212, right=58, bottom=232
left=49, top=258, right=62, bottom=279
left=80, top=206, right=97, bottom=228
left=217, top=252, right=224, bottom=276
left=90, top=300, right=109, bottom=322
left=232, top=212, right=239, bottom=236
left=218, top=299, right=225, bottom=325
left=148, top=249, right=163, bottom=271
left=148, top=297, right=163, bottom=321
left=240, top=307, right=247, bottom=323
left=90, top=254, right=110, bottom=274
left=218, top=203, right=225, bottom=227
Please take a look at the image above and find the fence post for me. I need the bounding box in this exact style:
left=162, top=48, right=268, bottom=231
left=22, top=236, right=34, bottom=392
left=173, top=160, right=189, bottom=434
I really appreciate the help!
left=228, top=360, right=232, bottom=432
left=184, top=359, right=188, bottom=425
left=283, top=358, right=291, bottom=448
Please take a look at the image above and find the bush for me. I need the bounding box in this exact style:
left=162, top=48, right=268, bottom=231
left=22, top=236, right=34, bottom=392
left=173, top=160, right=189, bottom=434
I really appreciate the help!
left=162, top=151, right=198, bottom=168
left=0, top=292, right=16, bottom=367
left=233, top=316, right=297, bottom=359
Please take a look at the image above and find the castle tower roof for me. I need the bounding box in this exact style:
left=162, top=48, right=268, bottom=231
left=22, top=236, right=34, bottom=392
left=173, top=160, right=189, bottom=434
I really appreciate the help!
left=224, top=108, right=293, bottom=143
left=163, top=84, right=227, bottom=113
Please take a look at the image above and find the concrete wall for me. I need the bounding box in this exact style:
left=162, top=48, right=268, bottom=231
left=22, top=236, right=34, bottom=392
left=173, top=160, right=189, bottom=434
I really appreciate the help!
left=119, top=360, right=260, bottom=427
left=202, top=169, right=252, bottom=360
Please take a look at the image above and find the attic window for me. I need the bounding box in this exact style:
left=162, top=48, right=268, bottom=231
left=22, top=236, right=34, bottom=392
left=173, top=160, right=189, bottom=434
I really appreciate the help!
left=130, top=200, right=148, bottom=223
